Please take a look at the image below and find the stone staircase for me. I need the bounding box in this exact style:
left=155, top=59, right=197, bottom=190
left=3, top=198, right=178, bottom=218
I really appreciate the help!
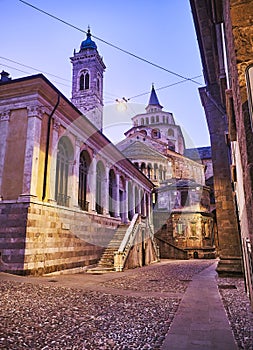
left=96, top=224, right=129, bottom=269
left=86, top=223, right=129, bottom=273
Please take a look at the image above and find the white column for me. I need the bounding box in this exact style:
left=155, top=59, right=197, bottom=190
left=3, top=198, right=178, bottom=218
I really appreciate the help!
left=0, top=110, right=10, bottom=198
left=104, top=163, right=110, bottom=215
left=19, top=106, right=42, bottom=199
left=115, top=172, right=120, bottom=217
left=142, top=191, right=147, bottom=217
left=124, top=179, right=129, bottom=223
left=137, top=188, right=141, bottom=214
left=88, top=152, right=97, bottom=212
left=71, top=138, right=81, bottom=207
left=132, top=184, right=136, bottom=217
left=48, top=118, right=59, bottom=202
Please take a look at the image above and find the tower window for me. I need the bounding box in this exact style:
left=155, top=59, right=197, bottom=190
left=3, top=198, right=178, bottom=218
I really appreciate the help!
left=85, top=72, right=90, bottom=90
left=80, top=74, right=84, bottom=90
left=79, top=71, right=90, bottom=91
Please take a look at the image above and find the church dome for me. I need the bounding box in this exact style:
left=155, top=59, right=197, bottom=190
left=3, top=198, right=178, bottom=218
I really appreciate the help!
left=80, top=28, right=97, bottom=50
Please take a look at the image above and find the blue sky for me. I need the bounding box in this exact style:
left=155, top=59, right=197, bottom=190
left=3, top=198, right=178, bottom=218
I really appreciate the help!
left=1, top=0, right=210, bottom=147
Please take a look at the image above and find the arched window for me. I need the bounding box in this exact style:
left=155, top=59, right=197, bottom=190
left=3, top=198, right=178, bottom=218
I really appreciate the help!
left=154, top=163, right=158, bottom=180
left=141, top=162, right=146, bottom=174
left=85, top=72, right=90, bottom=90
left=109, top=169, right=117, bottom=217
left=147, top=163, right=152, bottom=179
left=146, top=117, right=149, bottom=124
left=181, top=190, right=189, bottom=207
left=156, top=115, right=159, bottom=122
left=168, top=128, right=174, bottom=137
left=140, top=118, right=144, bottom=125
left=152, top=128, right=161, bottom=139
left=140, top=130, right=147, bottom=136
left=96, top=161, right=105, bottom=214
left=55, top=137, right=73, bottom=207
left=79, top=74, right=84, bottom=90
left=151, top=116, right=155, bottom=124
left=78, top=151, right=91, bottom=211
left=79, top=71, right=90, bottom=91
left=159, top=165, right=163, bottom=180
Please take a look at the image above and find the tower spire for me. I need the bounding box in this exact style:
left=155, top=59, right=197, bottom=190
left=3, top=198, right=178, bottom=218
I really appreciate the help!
left=146, top=84, right=163, bottom=111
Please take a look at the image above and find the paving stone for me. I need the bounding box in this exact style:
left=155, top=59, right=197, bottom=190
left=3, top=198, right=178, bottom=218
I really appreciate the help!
left=0, top=260, right=252, bottom=349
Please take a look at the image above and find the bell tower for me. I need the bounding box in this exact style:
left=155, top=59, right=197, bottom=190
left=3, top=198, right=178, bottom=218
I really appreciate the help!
left=70, top=28, right=106, bottom=131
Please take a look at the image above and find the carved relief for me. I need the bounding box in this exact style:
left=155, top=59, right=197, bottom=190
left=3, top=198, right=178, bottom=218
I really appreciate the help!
left=0, top=110, right=10, bottom=121
left=27, top=105, right=44, bottom=119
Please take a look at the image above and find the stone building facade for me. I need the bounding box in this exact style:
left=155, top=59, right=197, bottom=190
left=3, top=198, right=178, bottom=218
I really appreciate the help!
left=117, top=86, right=216, bottom=259
left=0, top=33, right=158, bottom=275
left=190, top=1, right=251, bottom=285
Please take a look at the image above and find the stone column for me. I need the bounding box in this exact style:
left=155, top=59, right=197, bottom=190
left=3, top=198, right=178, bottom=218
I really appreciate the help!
left=71, top=138, right=81, bottom=208
left=135, top=186, right=140, bottom=214
left=88, top=152, right=97, bottom=212
left=0, top=110, right=10, bottom=199
left=48, top=118, right=60, bottom=202
left=19, top=106, right=42, bottom=200
left=115, top=172, right=120, bottom=217
left=124, top=179, right=129, bottom=223
left=104, top=163, right=110, bottom=215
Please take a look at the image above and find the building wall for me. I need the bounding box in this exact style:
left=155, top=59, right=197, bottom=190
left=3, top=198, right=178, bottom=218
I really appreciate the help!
left=0, top=200, right=119, bottom=275
left=2, top=109, right=27, bottom=200
left=0, top=75, right=154, bottom=275
left=190, top=0, right=243, bottom=276
left=223, top=0, right=253, bottom=303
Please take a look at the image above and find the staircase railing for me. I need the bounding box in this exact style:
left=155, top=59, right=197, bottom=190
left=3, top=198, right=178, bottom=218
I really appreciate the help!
left=114, top=214, right=160, bottom=271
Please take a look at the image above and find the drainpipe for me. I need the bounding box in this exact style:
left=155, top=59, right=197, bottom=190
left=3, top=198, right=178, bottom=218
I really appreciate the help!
left=42, top=94, right=60, bottom=201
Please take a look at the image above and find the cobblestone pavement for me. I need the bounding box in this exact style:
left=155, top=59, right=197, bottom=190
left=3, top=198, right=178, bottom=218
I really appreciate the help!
left=217, top=276, right=253, bottom=350
left=0, top=260, right=252, bottom=349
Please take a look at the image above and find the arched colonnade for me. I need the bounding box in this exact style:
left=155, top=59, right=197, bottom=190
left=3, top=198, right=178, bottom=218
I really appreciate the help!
left=54, top=136, right=152, bottom=222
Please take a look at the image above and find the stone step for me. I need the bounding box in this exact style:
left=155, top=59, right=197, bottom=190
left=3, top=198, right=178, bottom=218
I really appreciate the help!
left=96, top=223, right=129, bottom=269
left=86, top=267, right=114, bottom=274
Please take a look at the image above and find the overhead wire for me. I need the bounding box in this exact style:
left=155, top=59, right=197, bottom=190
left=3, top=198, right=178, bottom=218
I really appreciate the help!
left=1, top=54, right=203, bottom=106
left=0, top=56, right=119, bottom=97
left=0, top=62, right=70, bottom=88
left=129, top=75, right=203, bottom=100
left=18, top=0, right=202, bottom=85
left=0, top=56, right=69, bottom=82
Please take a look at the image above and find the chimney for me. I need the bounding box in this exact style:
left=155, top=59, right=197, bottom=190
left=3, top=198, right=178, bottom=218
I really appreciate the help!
left=0, top=71, right=11, bottom=83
